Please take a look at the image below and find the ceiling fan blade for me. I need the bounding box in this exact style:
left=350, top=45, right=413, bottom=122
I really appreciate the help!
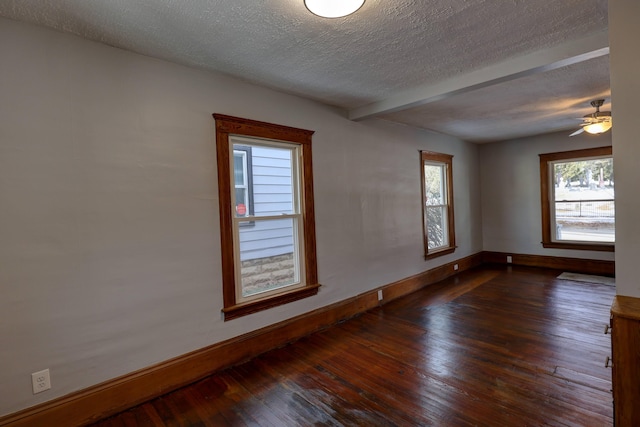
left=569, top=128, right=585, bottom=137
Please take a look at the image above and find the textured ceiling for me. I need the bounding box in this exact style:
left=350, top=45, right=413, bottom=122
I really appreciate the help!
left=0, top=0, right=611, bottom=142
left=379, top=55, right=611, bottom=143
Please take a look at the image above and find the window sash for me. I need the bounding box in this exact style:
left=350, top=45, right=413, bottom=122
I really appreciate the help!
left=229, top=139, right=305, bottom=303
left=230, top=136, right=299, bottom=217
left=539, top=147, right=614, bottom=251
left=548, top=157, right=614, bottom=244
left=233, top=214, right=305, bottom=303
left=425, top=205, right=449, bottom=250
left=551, top=200, right=615, bottom=243
left=424, top=162, right=447, bottom=205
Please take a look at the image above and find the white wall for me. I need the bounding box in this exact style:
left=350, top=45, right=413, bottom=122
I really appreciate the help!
left=609, top=0, right=640, bottom=297
left=0, top=18, right=482, bottom=416
left=479, top=130, right=614, bottom=261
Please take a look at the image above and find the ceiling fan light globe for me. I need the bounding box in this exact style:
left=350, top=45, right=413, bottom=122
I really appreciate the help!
left=304, top=0, right=365, bottom=18
left=584, top=121, right=612, bottom=134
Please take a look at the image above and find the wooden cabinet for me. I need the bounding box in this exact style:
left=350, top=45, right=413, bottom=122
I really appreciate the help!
left=611, top=296, right=640, bottom=426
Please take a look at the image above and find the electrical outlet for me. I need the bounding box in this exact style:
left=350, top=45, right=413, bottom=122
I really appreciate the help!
left=31, top=369, right=51, bottom=394
left=377, top=290, right=383, bottom=301
left=507, top=255, right=513, bottom=263
left=454, top=264, right=459, bottom=271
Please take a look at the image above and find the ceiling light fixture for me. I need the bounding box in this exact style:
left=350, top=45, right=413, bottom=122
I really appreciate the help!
left=569, top=99, right=612, bottom=137
left=304, top=0, right=365, bottom=18
left=584, top=120, right=612, bottom=135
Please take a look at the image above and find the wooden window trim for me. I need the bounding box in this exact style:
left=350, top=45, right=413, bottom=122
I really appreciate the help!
left=539, top=146, right=614, bottom=252
left=421, top=151, right=456, bottom=259
left=213, top=114, right=320, bottom=320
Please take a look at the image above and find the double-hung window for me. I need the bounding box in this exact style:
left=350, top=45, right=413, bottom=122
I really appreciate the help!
left=421, top=151, right=456, bottom=259
left=214, top=114, right=320, bottom=320
left=539, top=146, right=614, bottom=251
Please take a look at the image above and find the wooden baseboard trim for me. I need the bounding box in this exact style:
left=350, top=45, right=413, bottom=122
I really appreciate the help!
left=381, top=252, right=483, bottom=302
left=0, top=252, right=483, bottom=427
left=482, top=251, right=615, bottom=276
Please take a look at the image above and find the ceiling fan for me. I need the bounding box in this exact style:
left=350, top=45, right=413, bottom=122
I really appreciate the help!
left=569, top=99, right=612, bottom=136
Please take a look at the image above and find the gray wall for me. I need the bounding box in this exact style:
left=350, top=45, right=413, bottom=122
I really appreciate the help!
left=610, top=0, right=640, bottom=297
left=0, top=18, right=482, bottom=416
left=479, top=130, right=614, bottom=261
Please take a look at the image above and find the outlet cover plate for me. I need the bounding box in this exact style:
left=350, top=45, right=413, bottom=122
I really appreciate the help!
left=31, top=369, right=51, bottom=394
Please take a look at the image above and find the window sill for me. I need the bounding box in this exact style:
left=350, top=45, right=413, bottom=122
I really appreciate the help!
left=424, top=246, right=456, bottom=260
left=541, top=241, right=615, bottom=252
left=222, top=283, right=321, bottom=321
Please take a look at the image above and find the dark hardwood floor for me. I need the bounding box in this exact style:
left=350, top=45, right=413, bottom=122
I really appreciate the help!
left=91, top=265, right=615, bottom=426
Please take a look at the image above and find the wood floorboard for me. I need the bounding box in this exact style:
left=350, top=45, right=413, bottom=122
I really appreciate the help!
left=90, top=265, right=615, bottom=426
left=332, top=314, right=608, bottom=424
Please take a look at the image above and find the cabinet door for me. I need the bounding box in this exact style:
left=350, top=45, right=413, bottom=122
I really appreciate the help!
left=611, top=315, right=640, bottom=426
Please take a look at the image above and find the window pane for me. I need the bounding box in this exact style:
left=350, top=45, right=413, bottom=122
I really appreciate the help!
left=234, top=143, right=295, bottom=216
left=238, top=217, right=299, bottom=298
left=233, top=153, right=245, bottom=186
left=553, top=158, right=614, bottom=201
left=554, top=200, right=615, bottom=242
left=424, top=164, right=445, bottom=205
left=552, top=157, right=614, bottom=243
left=426, top=206, right=448, bottom=249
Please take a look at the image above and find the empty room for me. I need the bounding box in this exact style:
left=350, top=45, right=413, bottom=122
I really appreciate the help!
left=1, top=1, right=639, bottom=426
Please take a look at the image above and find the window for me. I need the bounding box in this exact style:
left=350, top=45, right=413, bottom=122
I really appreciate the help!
left=421, top=151, right=455, bottom=259
left=539, top=146, right=614, bottom=252
left=214, top=114, right=320, bottom=320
